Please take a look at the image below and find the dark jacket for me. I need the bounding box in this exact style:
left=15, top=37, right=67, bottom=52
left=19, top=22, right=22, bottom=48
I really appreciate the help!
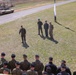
left=33, top=60, right=44, bottom=75
left=44, top=23, right=49, bottom=30
left=45, top=62, right=57, bottom=75
left=20, top=60, right=30, bottom=71
left=0, top=58, right=7, bottom=68
left=19, top=28, right=26, bottom=36
left=37, top=21, right=43, bottom=29
left=8, top=59, right=17, bottom=71
left=57, top=66, right=71, bottom=75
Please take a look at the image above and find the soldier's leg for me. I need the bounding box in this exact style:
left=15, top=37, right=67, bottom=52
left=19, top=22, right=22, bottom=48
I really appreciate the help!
left=21, top=36, right=23, bottom=43
left=46, top=30, right=48, bottom=37
left=41, top=28, right=43, bottom=36
left=24, top=35, right=26, bottom=42
left=45, top=30, right=47, bottom=37
left=38, top=28, right=40, bottom=35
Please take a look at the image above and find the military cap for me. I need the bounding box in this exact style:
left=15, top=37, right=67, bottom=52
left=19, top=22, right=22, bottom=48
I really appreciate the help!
left=1, top=52, right=5, bottom=56
left=62, top=60, right=66, bottom=63
left=15, top=61, right=20, bottom=65
left=3, top=61, right=8, bottom=66
left=11, top=54, right=16, bottom=58
left=35, top=54, right=39, bottom=57
left=31, top=63, right=35, bottom=67
left=49, top=57, right=53, bottom=60
left=45, top=20, right=47, bottom=22
left=23, top=54, right=27, bottom=57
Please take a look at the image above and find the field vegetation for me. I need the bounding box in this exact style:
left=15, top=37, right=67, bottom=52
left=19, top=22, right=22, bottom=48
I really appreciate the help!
left=0, top=1, right=76, bottom=73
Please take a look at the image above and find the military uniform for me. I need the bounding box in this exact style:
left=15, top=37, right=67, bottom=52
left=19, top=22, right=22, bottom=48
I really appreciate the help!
left=49, top=23, right=54, bottom=39
left=37, top=19, right=43, bottom=36
left=20, top=60, right=30, bottom=71
left=8, top=54, right=17, bottom=71
left=0, top=53, right=7, bottom=68
left=44, top=21, right=49, bottom=37
left=12, top=68, right=22, bottom=75
left=44, top=57, right=57, bottom=75
left=19, top=26, right=26, bottom=43
left=12, top=61, right=22, bottom=75
left=33, top=60, right=44, bottom=75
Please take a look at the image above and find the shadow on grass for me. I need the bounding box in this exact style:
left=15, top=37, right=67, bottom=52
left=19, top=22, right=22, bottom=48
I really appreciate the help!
left=55, top=21, right=75, bottom=32
left=40, top=35, right=46, bottom=40
left=22, top=42, right=29, bottom=49
left=47, top=37, right=58, bottom=44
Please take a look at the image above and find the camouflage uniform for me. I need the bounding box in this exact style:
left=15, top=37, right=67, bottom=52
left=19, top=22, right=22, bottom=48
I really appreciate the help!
left=20, top=60, right=30, bottom=71
left=33, top=60, right=44, bottom=75
left=12, top=68, right=22, bottom=75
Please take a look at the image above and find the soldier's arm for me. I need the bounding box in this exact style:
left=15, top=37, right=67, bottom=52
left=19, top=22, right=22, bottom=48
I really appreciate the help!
left=19, top=29, right=21, bottom=34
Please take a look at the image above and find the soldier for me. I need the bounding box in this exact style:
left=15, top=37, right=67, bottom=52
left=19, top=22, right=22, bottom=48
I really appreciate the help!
left=20, top=54, right=30, bottom=71
left=19, top=26, right=26, bottom=43
left=57, top=65, right=70, bottom=75
left=27, top=63, right=38, bottom=75
left=44, top=57, right=57, bottom=75
left=0, top=61, right=10, bottom=73
left=49, top=22, right=54, bottom=40
left=37, top=19, right=43, bottom=36
left=12, top=61, right=22, bottom=75
left=44, top=21, right=49, bottom=37
left=0, top=52, right=7, bottom=68
left=33, top=55, right=44, bottom=75
left=57, top=60, right=71, bottom=75
left=8, top=54, right=17, bottom=71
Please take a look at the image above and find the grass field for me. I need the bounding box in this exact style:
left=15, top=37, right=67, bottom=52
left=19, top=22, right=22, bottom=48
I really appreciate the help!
left=0, top=1, right=76, bottom=73
left=13, top=0, right=66, bottom=12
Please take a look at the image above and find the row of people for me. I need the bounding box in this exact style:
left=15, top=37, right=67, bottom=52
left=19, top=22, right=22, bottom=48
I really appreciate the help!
left=19, top=19, right=54, bottom=43
left=37, top=19, right=54, bottom=39
left=0, top=52, right=74, bottom=75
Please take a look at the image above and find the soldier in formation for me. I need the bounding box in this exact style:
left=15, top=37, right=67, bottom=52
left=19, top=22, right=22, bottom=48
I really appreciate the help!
left=33, top=55, right=44, bottom=75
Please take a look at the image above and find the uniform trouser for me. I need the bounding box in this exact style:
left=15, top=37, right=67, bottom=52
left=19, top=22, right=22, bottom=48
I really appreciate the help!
left=38, top=28, right=43, bottom=35
left=49, top=32, right=53, bottom=39
left=45, top=29, right=48, bottom=37
left=21, top=35, right=26, bottom=42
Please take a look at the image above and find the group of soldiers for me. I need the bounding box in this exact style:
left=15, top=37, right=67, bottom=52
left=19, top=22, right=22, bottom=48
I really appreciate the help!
left=37, top=19, right=54, bottom=39
left=19, top=19, right=54, bottom=43
left=0, top=52, right=75, bottom=75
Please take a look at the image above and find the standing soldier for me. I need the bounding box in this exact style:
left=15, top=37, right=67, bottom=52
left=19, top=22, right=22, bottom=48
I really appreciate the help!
left=27, top=63, right=38, bottom=75
left=37, top=19, right=43, bottom=36
left=44, top=21, right=49, bottom=37
left=44, top=57, right=57, bottom=75
left=8, top=54, right=17, bottom=71
left=12, top=61, right=22, bottom=75
left=19, top=26, right=26, bottom=43
left=33, top=55, right=44, bottom=75
left=49, top=22, right=54, bottom=40
left=20, top=54, right=30, bottom=71
left=0, top=52, right=7, bottom=68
